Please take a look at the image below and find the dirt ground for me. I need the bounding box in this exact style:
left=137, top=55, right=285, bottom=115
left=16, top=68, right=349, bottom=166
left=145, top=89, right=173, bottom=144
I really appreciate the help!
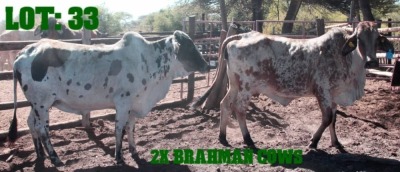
left=0, top=71, right=399, bottom=172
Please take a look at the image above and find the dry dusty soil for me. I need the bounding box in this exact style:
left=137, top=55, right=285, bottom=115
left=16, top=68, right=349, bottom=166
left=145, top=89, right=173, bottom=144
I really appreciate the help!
left=0, top=71, right=399, bottom=172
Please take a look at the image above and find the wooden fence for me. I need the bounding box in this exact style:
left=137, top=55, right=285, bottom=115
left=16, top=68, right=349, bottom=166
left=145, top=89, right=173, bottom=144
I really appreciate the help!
left=2, top=18, right=400, bottom=111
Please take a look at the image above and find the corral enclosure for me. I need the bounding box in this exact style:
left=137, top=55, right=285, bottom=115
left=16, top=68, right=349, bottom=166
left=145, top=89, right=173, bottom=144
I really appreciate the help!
left=0, top=18, right=400, bottom=171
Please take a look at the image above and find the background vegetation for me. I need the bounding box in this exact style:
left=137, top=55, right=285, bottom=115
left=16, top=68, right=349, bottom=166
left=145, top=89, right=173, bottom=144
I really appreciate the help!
left=1, top=0, right=399, bottom=36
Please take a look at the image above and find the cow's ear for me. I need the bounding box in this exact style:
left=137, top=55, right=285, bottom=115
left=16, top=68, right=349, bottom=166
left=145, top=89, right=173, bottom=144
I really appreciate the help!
left=171, top=37, right=180, bottom=56
left=34, top=25, right=42, bottom=36
left=56, top=23, right=65, bottom=35
left=377, top=35, right=394, bottom=53
left=342, top=34, right=357, bottom=56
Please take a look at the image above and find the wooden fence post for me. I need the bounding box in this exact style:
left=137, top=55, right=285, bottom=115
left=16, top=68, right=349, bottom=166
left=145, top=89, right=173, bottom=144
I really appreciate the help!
left=187, top=16, right=196, bottom=102
left=316, top=19, right=325, bottom=36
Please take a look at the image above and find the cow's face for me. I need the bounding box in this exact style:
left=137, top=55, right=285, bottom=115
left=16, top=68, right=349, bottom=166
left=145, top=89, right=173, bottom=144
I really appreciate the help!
left=33, top=17, right=64, bottom=39
left=173, top=30, right=209, bottom=73
left=342, top=22, right=393, bottom=69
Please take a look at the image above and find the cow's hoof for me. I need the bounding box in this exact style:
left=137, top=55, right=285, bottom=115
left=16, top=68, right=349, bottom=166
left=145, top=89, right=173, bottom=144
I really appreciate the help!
left=116, top=158, right=125, bottom=166
left=330, top=142, right=344, bottom=149
left=332, top=144, right=347, bottom=153
left=244, top=135, right=255, bottom=148
left=308, top=142, right=318, bottom=149
left=219, top=134, right=230, bottom=147
left=51, top=158, right=64, bottom=167
left=132, top=153, right=146, bottom=165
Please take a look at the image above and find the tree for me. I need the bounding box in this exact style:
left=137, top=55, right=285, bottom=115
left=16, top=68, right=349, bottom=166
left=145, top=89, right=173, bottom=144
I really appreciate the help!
left=97, top=5, right=134, bottom=36
left=220, top=0, right=228, bottom=30
left=251, top=0, right=264, bottom=31
left=359, top=0, right=375, bottom=21
left=282, top=0, right=303, bottom=34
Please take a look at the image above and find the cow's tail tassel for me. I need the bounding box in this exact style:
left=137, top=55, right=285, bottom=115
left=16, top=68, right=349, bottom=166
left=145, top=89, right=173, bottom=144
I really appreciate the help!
left=190, top=84, right=213, bottom=109
left=8, top=68, right=18, bottom=143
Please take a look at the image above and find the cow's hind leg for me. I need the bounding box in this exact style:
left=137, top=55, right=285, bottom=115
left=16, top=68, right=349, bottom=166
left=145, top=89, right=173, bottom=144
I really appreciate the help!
left=27, top=110, right=45, bottom=159
left=126, top=114, right=144, bottom=163
left=219, top=87, right=238, bottom=146
left=32, top=106, right=63, bottom=166
left=309, top=94, right=334, bottom=149
left=114, top=106, right=130, bottom=164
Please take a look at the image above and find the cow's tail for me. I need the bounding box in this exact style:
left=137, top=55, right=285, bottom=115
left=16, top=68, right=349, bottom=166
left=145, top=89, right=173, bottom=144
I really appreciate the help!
left=190, top=34, right=243, bottom=109
left=8, top=64, right=19, bottom=143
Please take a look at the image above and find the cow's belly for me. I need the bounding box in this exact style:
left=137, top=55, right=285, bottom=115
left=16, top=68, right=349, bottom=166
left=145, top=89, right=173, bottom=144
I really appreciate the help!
left=54, top=94, right=115, bottom=111
left=254, top=81, right=313, bottom=106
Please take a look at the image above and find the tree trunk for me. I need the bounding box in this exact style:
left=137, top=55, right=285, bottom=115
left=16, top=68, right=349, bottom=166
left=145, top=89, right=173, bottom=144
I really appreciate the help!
left=219, top=0, right=228, bottom=31
left=282, top=0, right=303, bottom=34
left=359, top=0, right=375, bottom=21
left=251, top=0, right=264, bottom=32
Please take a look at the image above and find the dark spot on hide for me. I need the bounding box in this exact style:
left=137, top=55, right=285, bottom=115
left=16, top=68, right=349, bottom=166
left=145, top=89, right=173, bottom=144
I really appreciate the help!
left=79, top=95, right=83, bottom=98
left=40, top=105, right=44, bottom=108
left=84, top=83, right=92, bottom=90
left=234, top=73, right=243, bottom=91
left=142, top=79, right=146, bottom=85
left=153, top=40, right=166, bottom=51
left=67, top=79, right=72, bottom=86
left=58, top=77, right=61, bottom=81
left=245, top=83, right=250, bottom=91
left=127, top=73, right=134, bottom=83
left=156, top=57, right=162, bottom=68
left=126, top=92, right=130, bottom=96
left=108, top=60, right=122, bottom=76
left=141, top=54, right=149, bottom=72
left=66, top=89, right=69, bottom=95
left=76, top=82, right=81, bottom=86
left=144, top=86, right=147, bottom=91
left=245, top=67, right=254, bottom=76
left=163, top=54, right=169, bottom=64
left=31, top=48, right=70, bottom=81
left=34, top=109, right=40, bottom=118
left=23, top=85, right=28, bottom=92
left=103, top=77, right=108, bottom=88
left=121, top=94, right=124, bottom=98
left=109, top=87, right=114, bottom=93
left=98, top=50, right=113, bottom=59
left=164, top=65, right=170, bottom=77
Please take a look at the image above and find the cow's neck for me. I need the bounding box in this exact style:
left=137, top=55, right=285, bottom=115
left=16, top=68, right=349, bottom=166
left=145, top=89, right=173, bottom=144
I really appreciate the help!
left=146, top=38, right=185, bottom=81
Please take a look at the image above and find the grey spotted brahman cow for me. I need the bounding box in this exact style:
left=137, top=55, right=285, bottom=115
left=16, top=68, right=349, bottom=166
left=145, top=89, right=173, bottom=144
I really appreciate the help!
left=8, top=30, right=208, bottom=165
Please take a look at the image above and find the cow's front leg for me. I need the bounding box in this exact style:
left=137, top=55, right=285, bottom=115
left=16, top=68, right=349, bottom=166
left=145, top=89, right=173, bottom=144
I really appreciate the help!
left=329, top=104, right=344, bottom=150
left=234, top=94, right=254, bottom=147
left=114, top=107, right=130, bottom=165
left=309, top=92, right=333, bottom=149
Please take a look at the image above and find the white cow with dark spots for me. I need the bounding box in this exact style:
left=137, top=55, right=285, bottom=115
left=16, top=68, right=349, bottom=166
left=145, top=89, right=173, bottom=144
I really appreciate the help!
left=194, top=21, right=393, bottom=151
left=8, top=30, right=209, bottom=165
